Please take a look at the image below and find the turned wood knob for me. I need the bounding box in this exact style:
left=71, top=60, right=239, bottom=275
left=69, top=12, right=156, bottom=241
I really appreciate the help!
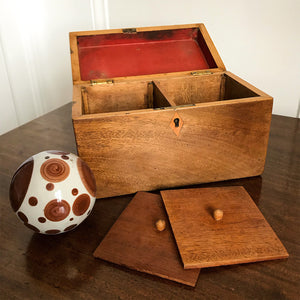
left=155, top=219, right=166, bottom=231
left=213, top=209, right=223, bottom=221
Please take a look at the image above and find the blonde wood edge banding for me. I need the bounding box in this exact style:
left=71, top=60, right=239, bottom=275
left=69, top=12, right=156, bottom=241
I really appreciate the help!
left=72, top=86, right=83, bottom=118
left=72, top=68, right=223, bottom=86
left=184, top=254, right=289, bottom=269
left=70, top=23, right=204, bottom=37
left=199, top=24, right=226, bottom=71
left=72, top=96, right=272, bottom=121
left=69, top=32, right=81, bottom=83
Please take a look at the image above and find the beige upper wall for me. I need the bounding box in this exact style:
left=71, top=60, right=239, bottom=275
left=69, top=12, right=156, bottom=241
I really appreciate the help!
left=108, top=0, right=300, bottom=119
left=0, top=0, right=103, bottom=135
left=0, top=0, right=299, bottom=135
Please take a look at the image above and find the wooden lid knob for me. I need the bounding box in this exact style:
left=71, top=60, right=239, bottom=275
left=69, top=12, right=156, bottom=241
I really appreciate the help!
left=213, top=209, right=223, bottom=221
left=155, top=219, right=166, bottom=231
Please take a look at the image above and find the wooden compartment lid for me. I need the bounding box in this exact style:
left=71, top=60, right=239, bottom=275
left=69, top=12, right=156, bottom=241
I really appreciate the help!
left=161, top=186, right=289, bottom=269
left=69, top=24, right=226, bottom=84
left=93, top=192, right=200, bottom=286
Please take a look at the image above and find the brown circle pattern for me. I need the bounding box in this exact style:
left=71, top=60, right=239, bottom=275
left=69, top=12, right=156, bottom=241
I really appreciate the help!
left=38, top=217, right=46, bottom=223
left=61, top=155, right=69, bottom=160
left=45, top=229, right=61, bottom=234
left=25, top=223, right=40, bottom=232
left=72, top=194, right=90, bottom=216
left=17, top=211, right=28, bottom=223
left=64, top=224, right=77, bottom=232
left=46, top=183, right=54, bottom=191
left=44, top=199, right=70, bottom=222
left=29, top=197, right=38, bottom=206
left=72, top=188, right=78, bottom=196
left=9, top=157, right=34, bottom=212
left=40, top=159, right=70, bottom=183
left=17, top=210, right=40, bottom=232
left=77, top=158, right=96, bottom=197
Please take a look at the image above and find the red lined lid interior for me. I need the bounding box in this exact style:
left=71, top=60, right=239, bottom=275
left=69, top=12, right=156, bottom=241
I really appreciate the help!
left=77, top=28, right=217, bottom=80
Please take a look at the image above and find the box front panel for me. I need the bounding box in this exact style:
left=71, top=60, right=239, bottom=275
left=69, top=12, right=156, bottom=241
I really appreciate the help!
left=73, top=98, right=272, bottom=198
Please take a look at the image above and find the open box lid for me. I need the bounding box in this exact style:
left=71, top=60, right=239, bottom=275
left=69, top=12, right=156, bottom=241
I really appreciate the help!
left=69, top=24, right=226, bottom=85
left=160, top=186, right=288, bottom=269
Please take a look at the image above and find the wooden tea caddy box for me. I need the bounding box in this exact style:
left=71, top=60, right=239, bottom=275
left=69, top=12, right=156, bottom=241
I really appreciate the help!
left=69, top=24, right=273, bottom=199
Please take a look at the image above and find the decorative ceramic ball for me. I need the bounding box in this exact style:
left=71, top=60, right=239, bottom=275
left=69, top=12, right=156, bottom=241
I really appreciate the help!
left=9, top=150, right=96, bottom=235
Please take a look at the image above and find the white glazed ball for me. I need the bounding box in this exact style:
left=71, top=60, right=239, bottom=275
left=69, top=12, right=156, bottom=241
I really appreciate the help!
left=9, top=150, right=96, bottom=234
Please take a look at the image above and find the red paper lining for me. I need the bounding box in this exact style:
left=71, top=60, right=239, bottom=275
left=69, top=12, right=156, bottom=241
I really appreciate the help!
left=77, top=28, right=217, bottom=80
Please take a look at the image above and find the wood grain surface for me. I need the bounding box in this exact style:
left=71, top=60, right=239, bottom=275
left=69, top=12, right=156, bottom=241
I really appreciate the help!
left=0, top=103, right=299, bottom=299
left=93, top=192, right=200, bottom=286
left=161, top=186, right=289, bottom=269
left=73, top=81, right=272, bottom=198
left=84, top=81, right=151, bottom=114
left=70, top=24, right=272, bottom=199
left=155, top=73, right=224, bottom=105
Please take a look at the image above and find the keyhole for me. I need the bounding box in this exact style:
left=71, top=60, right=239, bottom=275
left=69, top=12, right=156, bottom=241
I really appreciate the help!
left=174, top=118, right=180, bottom=127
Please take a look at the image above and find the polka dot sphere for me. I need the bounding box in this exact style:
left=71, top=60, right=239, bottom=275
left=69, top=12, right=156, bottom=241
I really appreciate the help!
left=9, top=150, right=96, bottom=235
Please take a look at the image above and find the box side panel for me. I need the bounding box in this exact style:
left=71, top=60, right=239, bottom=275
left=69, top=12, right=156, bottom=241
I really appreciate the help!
left=73, top=98, right=272, bottom=198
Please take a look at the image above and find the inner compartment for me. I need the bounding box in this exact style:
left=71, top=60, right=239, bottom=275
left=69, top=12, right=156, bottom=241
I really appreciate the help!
left=81, top=74, right=259, bottom=115
left=77, top=27, right=217, bottom=80
left=81, top=81, right=172, bottom=114
left=156, top=73, right=259, bottom=106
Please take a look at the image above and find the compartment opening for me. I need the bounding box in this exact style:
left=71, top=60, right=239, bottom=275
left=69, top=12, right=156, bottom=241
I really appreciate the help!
left=80, top=73, right=260, bottom=115
left=81, top=81, right=172, bottom=114
left=77, top=27, right=217, bottom=80
left=155, top=74, right=259, bottom=106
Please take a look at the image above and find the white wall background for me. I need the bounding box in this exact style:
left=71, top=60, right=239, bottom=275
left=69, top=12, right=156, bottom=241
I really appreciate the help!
left=0, top=0, right=299, bottom=135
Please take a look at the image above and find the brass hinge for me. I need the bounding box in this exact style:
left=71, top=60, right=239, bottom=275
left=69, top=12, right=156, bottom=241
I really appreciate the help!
left=90, top=79, right=114, bottom=86
left=122, top=28, right=137, bottom=34
left=191, top=71, right=213, bottom=76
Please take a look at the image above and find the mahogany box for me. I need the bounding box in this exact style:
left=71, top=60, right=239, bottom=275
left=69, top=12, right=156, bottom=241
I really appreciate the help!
left=69, top=24, right=273, bottom=198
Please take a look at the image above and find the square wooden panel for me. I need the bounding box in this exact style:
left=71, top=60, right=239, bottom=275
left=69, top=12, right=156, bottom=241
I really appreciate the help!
left=161, top=186, right=289, bottom=269
left=93, top=192, right=200, bottom=286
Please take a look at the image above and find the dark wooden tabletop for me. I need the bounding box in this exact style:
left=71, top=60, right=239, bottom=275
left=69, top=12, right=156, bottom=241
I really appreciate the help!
left=0, top=103, right=299, bottom=299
